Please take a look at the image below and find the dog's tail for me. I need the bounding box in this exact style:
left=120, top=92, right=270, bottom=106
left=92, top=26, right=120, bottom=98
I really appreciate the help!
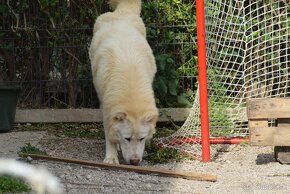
left=0, top=159, right=63, bottom=194
left=108, top=0, right=141, bottom=15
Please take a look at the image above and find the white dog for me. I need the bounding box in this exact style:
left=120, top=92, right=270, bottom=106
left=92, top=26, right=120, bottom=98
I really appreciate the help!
left=89, top=0, right=158, bottom=165
left=0, top=159, right=63, bottom=194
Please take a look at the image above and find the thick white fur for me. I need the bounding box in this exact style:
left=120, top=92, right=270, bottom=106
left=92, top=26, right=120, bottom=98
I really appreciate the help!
left=89, top=0, right=158, bottom=165
left=0, top=159, right=63, bottom=194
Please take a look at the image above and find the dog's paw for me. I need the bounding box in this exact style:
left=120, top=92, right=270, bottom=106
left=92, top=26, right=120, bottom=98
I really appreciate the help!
left=103, top=156, right=119, bottom=164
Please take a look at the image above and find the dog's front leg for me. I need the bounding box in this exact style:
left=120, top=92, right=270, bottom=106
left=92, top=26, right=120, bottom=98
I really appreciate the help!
left=104, top=138, right=119, bottom=164
left=103, top=122, right=119, bottom=164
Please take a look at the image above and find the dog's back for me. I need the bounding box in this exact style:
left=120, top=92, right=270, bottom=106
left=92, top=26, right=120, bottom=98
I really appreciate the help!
left=109, top=0, right=141, bottom=14
left=89, top=0, right=158, bottom=165
left=89, top=0, right=157, bottom=112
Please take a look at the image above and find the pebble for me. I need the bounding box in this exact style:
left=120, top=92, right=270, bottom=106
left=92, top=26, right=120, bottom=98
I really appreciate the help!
left=27, top=156, right=33, bottom=161
left=86, top=174, right=92, bottom=180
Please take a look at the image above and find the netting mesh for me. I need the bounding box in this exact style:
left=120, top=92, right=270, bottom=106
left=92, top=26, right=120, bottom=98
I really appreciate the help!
left=157, top=0, right=290, bottom=159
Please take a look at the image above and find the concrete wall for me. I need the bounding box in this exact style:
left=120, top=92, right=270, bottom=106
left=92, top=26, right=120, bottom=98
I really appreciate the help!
left=15, top=108, right=191, bottom=123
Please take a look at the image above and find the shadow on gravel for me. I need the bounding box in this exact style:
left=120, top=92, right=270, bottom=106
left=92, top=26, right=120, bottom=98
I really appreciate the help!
left=211, top=144, right=230, bottom=161
left=255, top=153, right=276, bottom=165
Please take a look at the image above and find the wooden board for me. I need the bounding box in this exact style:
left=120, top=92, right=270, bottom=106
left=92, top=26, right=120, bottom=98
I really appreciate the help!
left=250, top=127, right=290, bottom=146
left=274, top=119, right=290, bottom=164
left=274, top=146, right=290, bottom=164
left=247, top=98, right=290, bottom=119
left=249, top=118, right=268, bottom=146
left=18, top=153, right=217, bottom=182
left=248, top=119, right=268, bottom=128
left=248, top=98, right=290, bottom=146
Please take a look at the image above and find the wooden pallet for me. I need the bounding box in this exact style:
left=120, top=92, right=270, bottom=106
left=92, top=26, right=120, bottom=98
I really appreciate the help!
left=247, top=98, right=290, bottom=164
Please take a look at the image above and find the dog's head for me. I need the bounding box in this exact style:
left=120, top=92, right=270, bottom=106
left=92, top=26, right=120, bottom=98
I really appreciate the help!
left=109, top=110, right=158, bottom=165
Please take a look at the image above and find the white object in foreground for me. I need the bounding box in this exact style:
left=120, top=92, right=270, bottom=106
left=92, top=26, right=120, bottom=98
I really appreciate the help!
left=0, top=158, right=63, bottom=194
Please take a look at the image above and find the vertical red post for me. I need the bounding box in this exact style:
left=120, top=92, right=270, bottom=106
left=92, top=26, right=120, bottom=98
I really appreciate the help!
left=196, top=0, right=210, bottom=162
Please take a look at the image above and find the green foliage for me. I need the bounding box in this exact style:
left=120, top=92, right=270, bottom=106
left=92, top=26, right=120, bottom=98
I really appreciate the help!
left=142, top=0, right=197, bottom=107
left=20, top=143, right=48, bottom=156
left=154, top=126, right=178, bottom=138
left=145, top=126, right=195, bottom=164
left=145, top=141, right=195, bottom=164
left=208, top=102, right=235, bottom=137
left=154, top=54, right=190, bottom=107
left=0, top=175, right=31, bottom=193
left=145, top=143, right=182, bottom=164
left=17, top=123, right=105, bottom=139
left=39, top=0, right=58, bottom=8
left=62, top=127, right=105, bottom=139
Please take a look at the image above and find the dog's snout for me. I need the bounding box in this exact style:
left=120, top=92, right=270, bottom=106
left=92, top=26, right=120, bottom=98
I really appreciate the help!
left=129, top=159, right=140, bottom=165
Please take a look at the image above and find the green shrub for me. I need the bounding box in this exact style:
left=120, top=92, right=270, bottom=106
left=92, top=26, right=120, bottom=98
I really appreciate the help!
left=143, top=0, right=197, bottom=107
left=0, top=175, right=31, bottom=193
left=20, top=143, right=48, bottom=156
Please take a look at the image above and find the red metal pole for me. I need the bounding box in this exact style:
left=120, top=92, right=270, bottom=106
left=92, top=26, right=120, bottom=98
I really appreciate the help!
left=168, top=137, right=250, bottom=145
left=196, top=0, right=210, bottom=162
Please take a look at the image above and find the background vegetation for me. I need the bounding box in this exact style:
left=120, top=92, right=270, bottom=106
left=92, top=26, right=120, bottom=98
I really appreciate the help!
left=0, top=0, right=197, bottom=108
left=0, top=175, right=31, bottom=193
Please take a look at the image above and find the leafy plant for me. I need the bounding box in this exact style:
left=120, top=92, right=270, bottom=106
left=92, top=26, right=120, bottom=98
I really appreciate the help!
left=143, top=0, right=197, bottom=107
left=0, top=175, right=31, bottom=193
left=19, top=143, right=48, bottom=156
left=39, top=0, right=58, bottom=8
left=154, top=54, right=191, bottom=107
left=144, top=126, right=196, bottom=164
left=145, top=141, right=195, bottom=164
left=145, top=143, right=182, bottom=164
left=63, top=128, right=105, bottom=139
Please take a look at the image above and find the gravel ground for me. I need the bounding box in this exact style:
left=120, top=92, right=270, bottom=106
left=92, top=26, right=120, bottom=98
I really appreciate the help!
left=1, top=130, right=290, bottom=194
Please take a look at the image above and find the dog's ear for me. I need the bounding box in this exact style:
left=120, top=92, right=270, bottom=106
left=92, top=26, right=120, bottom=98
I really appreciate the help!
left=109, top=112, right=126, bottom=143
left=113, top=112, right=127, bottom=122
left=142, top=111, right=158, bottom=125
left=143, top=111, right=158, bottom=140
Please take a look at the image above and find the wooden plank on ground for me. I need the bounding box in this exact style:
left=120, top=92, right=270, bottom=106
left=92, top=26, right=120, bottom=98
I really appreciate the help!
left=250, top=127, right=290, bottom=146
left=15, top=108, right=191, bottom=123
left=247, top=98, right=290, bottom=119
left=18, top=153, right=217, bottom=182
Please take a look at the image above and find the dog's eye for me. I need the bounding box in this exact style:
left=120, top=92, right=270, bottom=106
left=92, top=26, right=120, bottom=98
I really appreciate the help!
left=139, top=138, right=145, bottom=141
left=125, top=138, right=131, bottom=142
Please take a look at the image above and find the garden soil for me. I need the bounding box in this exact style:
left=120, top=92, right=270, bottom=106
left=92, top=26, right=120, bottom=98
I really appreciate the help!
left=1, top=129, right=290, bottom=194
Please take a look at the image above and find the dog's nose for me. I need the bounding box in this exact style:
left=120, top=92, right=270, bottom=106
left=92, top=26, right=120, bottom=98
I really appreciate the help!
left=129, top=159, right=140, bottom=165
